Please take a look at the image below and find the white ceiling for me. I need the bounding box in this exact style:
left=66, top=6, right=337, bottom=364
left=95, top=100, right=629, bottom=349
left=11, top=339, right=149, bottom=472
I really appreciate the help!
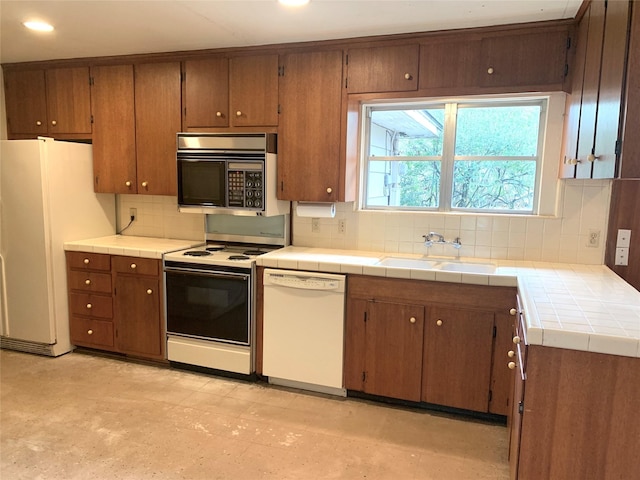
left=0, top=0, right=582, bottom=65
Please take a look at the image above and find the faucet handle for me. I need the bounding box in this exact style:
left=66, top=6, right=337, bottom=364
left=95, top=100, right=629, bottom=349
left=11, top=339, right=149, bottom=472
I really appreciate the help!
left=452, top=237, right=462, bottom=249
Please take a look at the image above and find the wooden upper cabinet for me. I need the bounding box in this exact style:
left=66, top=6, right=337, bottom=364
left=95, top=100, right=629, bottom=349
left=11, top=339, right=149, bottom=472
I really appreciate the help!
left=419, top=39, right=481, bottom=90
left=90, top=64, right=137, bottom=194
left=346, top=44, right=419, bottom=93
left=3, top=69, right=48, bottom=136
left=619, top=0, right=640, bottom=179
left=4, top=67, right=91, bottom=137
left=229, top=54, right=279, bottom=127
left=46, top=67, right=92, bottom=134
left=278, top=50, right=344, bottom=202
left=479, top=28, right=568, bottom=88
left=134, top=62, right=182, bottom=196
left=183, top=57, right=229, bottom=128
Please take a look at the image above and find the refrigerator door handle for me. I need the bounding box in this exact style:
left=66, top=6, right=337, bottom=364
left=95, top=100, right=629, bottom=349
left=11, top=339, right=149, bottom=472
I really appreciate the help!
left=0, top=253, right=8, bottom=336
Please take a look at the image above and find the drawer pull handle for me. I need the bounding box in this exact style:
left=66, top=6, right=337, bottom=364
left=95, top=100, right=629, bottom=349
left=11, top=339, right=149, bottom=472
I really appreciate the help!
left=216, top=111, right=223, bottom=117
left=507, top=350, right=515, bottom=358
left=130, top=263, right=137, bottom=270
left=125, top=181, right=132, bottom=187
left=409, top=317, right=416, bottom=324
left=326, top=187, right=332, bottom=194
left=146, top=289, right=153, bottom=295
left=436, top=319, right=443, bottom=327
left=83, top=258, right=90, bottom=265
left=236, top=111, right=242, bottom=117
left=508, top=361, right=517, bottom=370
left=404, top=73, right=412, bottom=80
left=512, top=335, right=521, bottom=345
left=487, top=67, right=494, bottom=75
left=509, top=308, right=517, bottom=316
left=36, top=120, right=42, bottom=126
left=141, top=181, right=148, bottom=188
left=51, top=120, right=57, bottom=126
left=86, top=303, right=92, bottom=309
left=85, top=279, right=91, bottom=285
left=87, top=329, right=93, bottom=335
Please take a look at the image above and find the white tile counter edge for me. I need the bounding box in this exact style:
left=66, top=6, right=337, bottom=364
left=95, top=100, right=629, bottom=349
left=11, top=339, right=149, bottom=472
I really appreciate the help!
left=64, top=235, right=202, bottom=259
left=257, top=246, right=640, bottom=359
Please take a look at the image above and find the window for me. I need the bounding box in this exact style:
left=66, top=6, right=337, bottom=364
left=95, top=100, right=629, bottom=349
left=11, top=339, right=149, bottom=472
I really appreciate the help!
left=361, top=96, right=551, bottom=214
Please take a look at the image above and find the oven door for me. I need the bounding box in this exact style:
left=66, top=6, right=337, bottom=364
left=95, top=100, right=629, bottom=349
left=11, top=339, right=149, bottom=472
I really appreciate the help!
left=177, top=157, right=226, bottom=207
left=165, top=267, right=250, bottom=345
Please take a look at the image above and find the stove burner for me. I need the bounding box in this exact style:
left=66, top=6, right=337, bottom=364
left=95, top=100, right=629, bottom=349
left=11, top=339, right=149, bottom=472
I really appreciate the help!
left=183, top=250, right=211, bottom=257
left=243, top=249, right=267, bottom=256
left=205, top=245, right=226, bottom=252
left=228, top=255, right=250, bottom=261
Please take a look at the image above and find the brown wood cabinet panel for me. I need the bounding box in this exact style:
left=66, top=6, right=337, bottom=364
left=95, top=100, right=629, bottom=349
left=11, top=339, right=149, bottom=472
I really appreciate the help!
left=69, top=292, right=113, bottom=319
left=113, top=274, right=162, bottom=358
left=347, top=44, right=419, bottom=93
left=90, top=64, right=137, bottom=194
left=229, top=54, right=279, bottom=127
left=422, top=307, right=494, bottom=412
left=278, top=50, right=344, bottom=201
left=364, top=301, right=424, bottom=402
left=419, top=39, right=480, bottom=90
left=66, top=251, right=111, bottom=271
left=3, top=69, right=48, bottom=136
left=620, top=1, right=640, bottom=179
left=508, top=337, right=526, bottom=480
left=479, top=29, right=568, bottom=88
left=183, top=57, right=229, bottom=128
left=517, top=346, right=640, bottom=480
left=344, top=297, right=368, bottom=391
left=111, top=256, right=159, bottom=276
left=134, top=62, right=182, bottom=196
left=490, top=310, right=515, bottom=416
left=68, top=270, right=112, bottom=294
left=45, top=67, right=92, bottom=134
left=70, top=316, right=114, bottom=348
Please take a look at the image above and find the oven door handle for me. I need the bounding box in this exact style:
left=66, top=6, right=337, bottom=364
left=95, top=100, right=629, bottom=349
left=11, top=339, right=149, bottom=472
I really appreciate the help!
left=164, top=268, right=249, bottom=280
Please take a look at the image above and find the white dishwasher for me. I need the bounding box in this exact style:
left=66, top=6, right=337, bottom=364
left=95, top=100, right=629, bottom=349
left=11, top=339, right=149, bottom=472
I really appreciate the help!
left=262, top=269, right=346, bottom=396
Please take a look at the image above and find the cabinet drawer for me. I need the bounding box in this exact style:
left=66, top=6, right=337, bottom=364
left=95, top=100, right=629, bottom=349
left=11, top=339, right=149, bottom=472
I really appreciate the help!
left=66, top=251, right=111, bottom=271
left=68, top=270, right=112, bottom=293
left=69, top=292, right=113, bottom=319
left=70, top=316, right=114, bottom=347
left=111, top=256, right=159, bottom=276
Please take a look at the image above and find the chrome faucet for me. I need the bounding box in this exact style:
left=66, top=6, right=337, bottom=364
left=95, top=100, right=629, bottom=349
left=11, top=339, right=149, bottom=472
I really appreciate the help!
left=423, top=232, right=462, bottom=249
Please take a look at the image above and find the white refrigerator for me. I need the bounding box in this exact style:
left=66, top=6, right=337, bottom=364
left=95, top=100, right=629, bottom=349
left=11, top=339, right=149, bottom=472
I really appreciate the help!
left=0, top=138, right=116, bottom=356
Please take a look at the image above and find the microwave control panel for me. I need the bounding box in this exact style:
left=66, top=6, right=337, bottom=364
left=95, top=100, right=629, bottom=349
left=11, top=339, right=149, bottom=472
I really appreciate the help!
left=228, top=164, right=264, bottom=209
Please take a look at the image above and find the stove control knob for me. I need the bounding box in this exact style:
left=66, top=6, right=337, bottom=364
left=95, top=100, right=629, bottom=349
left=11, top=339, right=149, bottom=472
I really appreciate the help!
left=146, top=289, right=153, bottom=295
left=130, top=263, right=137, bottom=270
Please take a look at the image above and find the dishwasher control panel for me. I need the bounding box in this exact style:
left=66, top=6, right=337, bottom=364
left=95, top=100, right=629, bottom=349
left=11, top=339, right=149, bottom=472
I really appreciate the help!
left=263, top=269, right=345, bottom=292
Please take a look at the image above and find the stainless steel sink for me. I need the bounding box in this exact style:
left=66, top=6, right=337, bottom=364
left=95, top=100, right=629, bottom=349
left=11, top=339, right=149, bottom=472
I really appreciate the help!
left=436, top=261, right=496, bottom=274
left=376, top=256, right=496, bottom=274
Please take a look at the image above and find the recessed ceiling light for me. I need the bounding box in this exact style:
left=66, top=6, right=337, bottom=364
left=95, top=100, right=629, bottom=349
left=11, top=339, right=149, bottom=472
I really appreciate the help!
left=23, top=21, right=54, bottom=32
left=278, top=0, right=310, bottom=6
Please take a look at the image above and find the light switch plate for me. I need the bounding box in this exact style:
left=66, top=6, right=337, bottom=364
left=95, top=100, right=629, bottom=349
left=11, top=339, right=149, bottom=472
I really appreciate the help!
left=615, top=247, right=629, bottom=266
left=616, top=229, right=631, bottom=248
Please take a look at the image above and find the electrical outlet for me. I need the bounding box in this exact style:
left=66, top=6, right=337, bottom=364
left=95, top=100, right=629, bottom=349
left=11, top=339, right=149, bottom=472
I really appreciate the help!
left=338, top=219, right=346, bottom=234
left=587, top=229, right=600, bottom=248
left=129, top=208, right=137, bottom=221
left=615, top=247, right=629, bottom=266
left=616, top=229, right=631, bottom=248
left=311, top=218, right=320, bottom=233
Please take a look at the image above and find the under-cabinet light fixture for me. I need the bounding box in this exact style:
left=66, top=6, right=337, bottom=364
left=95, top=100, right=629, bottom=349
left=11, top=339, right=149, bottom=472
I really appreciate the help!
left=23, top=20, right=54, bottom=32
left=278, top=0, right=310, bottom=6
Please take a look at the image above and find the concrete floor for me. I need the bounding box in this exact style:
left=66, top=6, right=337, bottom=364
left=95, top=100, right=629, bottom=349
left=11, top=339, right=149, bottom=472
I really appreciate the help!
left=0, top=349, right=509, bottom=479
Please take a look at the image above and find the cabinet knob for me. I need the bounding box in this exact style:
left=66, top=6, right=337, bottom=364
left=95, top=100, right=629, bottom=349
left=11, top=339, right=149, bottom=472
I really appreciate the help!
left=508, top=350, right=515, bottom=358
left=587, top=153, right=600, bottom=163
left=326, top=187, right=332, bottom=194
left=487, top=67, right=494, bottom=75
left=566, top=158, right=581, bottom=165
left=86, top=303, right=92, bottom=309
left=83, top=258, right=90, bottom=265
left=436, top=319, right=443, bottom=327
left=125, top=181, right=132, bottom=187
left=87, top=329, right=93, bottom=335
left=404, top=73, right=412, bottom=80
left=509, top=308, right=517, bottom=316
left=512, top=335, right=521, bottom=345
left=409, top=317, right=416, bottom=324
left=141, top=181, right=148, bottom=188
left=36, top=120, right=42, bottom=126
left=508, top=361, right=517, bottom=370
left=130, top=263, right=137, bottom=270
left=85, top=279, right=91, bottom=285
left=216, top=111, right=223, bottom=117
left=236, top=111, right=242, bottom=117
left=146, top=289, right=153, bottom=295
left=51, top=120, right=57, bottom=126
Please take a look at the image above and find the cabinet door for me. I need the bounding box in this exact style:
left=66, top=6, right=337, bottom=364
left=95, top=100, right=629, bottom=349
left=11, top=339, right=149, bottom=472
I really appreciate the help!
left=346, top=44, right=419, bottom=93
left=422, top=307, right=494, bottom=412
left=135, top=62, right=182, bottom=195
left=278, top=50, right=343, bottom=201
left=3, top=69, right=48, bottom=136
left=344, top=297, right=368, bottom=391
left=479, top=29, right=568, bottom=88
left=419, top=39, right=480, bottom=90
left=592, top=0, right=631, bottom=179
left=229, top=54, right=279, bottom=127
left=619, top=2, right=640, bottom=179
left=490, top=310, right=516, bottom=416
left=91, top=64, right=137, bottom=193
left=113, top=274, right=162, bottom=358
left=364, top=301, right=424, bottom=402
left=183, top=57, right=229, bottom=128
left=46, top=67, right=92, bottom=134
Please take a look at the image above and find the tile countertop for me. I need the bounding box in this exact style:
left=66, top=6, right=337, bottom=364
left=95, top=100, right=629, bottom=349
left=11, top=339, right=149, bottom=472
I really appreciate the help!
left=257, top=246, right=640, bottom=359
left=64, top=235, right=201, bottom=259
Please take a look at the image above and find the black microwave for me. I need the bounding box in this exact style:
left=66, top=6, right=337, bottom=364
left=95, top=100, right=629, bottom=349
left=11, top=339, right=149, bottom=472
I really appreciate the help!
left=176, top=133, right=290, bottom=216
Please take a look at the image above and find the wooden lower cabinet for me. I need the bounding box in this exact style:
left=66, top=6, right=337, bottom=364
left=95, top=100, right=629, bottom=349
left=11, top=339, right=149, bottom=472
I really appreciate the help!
left=345, top=275, right=516, bottom=414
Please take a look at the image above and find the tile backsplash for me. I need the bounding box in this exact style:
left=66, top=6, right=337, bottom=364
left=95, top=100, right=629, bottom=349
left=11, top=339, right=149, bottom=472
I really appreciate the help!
left=118, top=179, right=612, bottom=265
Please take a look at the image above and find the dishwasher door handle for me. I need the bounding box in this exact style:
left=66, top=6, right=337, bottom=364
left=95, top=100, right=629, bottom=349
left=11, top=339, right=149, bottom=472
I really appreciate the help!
left=266, top=275, right=340, bottom=291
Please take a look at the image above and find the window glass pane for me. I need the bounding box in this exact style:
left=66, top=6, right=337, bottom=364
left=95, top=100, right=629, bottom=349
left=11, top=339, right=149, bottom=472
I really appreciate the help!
left=370, top=108, right=445, bottom=157
left=452, top=160, right=536, bottom=211
left=366, top=160, right=440, bottom=208
left=455, top=105, right=540, bottom=157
